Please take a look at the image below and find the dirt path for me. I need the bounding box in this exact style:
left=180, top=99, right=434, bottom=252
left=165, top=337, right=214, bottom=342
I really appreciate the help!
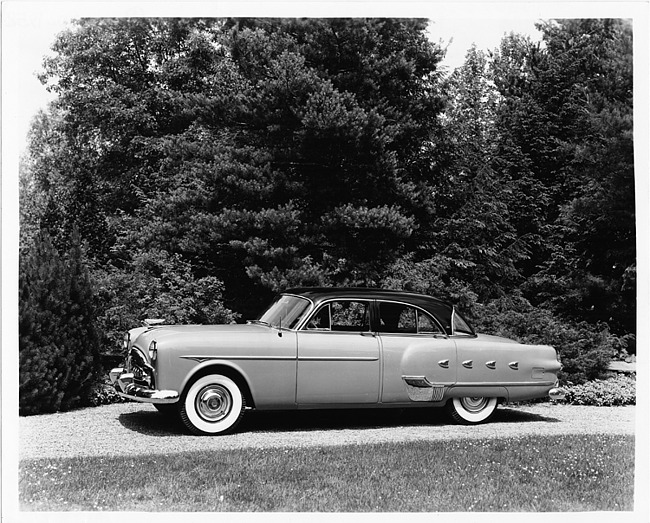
left=18, top=402, right=636, bottom=460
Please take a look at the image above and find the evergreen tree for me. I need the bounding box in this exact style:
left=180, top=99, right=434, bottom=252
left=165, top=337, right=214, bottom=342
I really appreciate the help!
left=19, top=229, right=102, bottom=414
left=34, top=18, right=446, bottom=318
left=488, top=20, right=634, bottom=335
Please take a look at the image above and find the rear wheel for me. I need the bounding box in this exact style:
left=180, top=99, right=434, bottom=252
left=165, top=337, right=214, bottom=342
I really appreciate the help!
left=446, top=396, right=497, bottom=424
left=180, top=374, right=245, bottom=435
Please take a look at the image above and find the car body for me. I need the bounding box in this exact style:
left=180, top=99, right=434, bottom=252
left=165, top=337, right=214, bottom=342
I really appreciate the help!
left=110, top=287, right=565, bottom=435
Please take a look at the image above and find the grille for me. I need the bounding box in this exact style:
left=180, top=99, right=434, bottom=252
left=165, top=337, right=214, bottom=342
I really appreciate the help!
left=129, top=348, right=155, bottom=388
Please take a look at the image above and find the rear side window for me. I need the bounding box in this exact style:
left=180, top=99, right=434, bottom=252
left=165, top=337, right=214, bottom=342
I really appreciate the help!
left=378, top=302, right=443, bottom=334
left=452, top=310, right=474, bottom=336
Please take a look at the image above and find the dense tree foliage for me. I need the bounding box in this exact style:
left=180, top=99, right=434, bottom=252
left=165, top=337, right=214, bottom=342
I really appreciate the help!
left=19, top=18, right=635, bottom=407
left=490, top=20, right=635, bottom=336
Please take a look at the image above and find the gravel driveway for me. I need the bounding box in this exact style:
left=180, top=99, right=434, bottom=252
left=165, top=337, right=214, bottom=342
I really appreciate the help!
left=19, top=402, right=635, bottom=460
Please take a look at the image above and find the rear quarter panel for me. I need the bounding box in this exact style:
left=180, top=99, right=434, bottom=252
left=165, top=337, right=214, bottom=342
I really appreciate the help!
left=453, top=334, right=561, bottom=401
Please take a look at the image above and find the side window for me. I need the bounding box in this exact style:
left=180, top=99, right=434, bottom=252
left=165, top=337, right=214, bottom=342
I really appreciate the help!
left=305, top=301, right=370, bottom=332
left=331, top=301, right=370, bottom=331
left=305, top=305, right=331, bottom=330
left=379, top=302, right=443, bottom=334
left=396, top=307, right=417, bottom=333
left=452, top=311, right=474, bottom=336
left=418, top=311, right=443, bottom=334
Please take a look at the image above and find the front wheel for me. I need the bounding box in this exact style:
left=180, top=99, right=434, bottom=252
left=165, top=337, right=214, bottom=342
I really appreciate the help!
left=446, top=396, right=497, bottom=425
left=180, top=374, right=245, bottom=435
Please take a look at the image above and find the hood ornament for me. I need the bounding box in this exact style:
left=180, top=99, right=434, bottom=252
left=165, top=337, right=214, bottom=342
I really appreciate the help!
left=143, top=318, right=166, bottom=328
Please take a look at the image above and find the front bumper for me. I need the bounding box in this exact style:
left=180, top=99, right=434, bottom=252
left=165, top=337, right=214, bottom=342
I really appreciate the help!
left=109, top=367, right=179, bottom=404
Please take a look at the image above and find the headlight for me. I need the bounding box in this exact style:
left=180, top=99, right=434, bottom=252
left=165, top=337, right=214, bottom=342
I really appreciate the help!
left=149, top=340, right=158, bottom=362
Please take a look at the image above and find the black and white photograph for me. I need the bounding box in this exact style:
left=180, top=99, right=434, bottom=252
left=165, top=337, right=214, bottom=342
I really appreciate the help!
left=2, top=1, right=648, bottom=521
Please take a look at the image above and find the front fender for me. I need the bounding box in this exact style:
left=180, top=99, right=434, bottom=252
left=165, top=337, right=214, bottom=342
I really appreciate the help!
left=177, top=357, right=254, bottom=401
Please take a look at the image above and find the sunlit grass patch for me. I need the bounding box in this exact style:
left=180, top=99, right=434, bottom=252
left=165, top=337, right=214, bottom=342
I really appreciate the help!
left=20, top=433, right=634, bottom=512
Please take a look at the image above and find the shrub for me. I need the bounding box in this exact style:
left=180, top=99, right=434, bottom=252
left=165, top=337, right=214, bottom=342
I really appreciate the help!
left=19, top=229, right=102, bottom=415
left=564, top=375, right=636, bottom=406
left=92, top=247, right=239, bottom=353
left=88, top=383, right=129, bottom=407
left=471, top=296, right=618, bottom=384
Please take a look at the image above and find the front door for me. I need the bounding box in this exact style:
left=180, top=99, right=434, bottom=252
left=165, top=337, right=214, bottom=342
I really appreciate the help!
left=296, top=299, right=380, bottom=404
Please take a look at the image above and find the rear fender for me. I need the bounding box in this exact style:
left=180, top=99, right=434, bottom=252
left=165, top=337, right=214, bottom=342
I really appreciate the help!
left=445, top=386, right=508, bottom=403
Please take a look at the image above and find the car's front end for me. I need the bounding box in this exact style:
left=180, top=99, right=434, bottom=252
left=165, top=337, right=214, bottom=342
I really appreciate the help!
left=109, top=321, right=180, bottom=404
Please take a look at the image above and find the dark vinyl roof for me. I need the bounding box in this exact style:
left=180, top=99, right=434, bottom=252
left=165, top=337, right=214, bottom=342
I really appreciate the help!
left=284, top=287, right=454, bottom=319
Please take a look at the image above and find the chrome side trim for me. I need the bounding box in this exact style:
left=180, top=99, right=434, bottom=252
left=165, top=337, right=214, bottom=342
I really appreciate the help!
left=180, top=355, right=296, bottom=363
left=455, top=380, right=557, bottom=387
left=299, top=356, right=379, bottom=362
left=403, top=376, right=433, bottom=388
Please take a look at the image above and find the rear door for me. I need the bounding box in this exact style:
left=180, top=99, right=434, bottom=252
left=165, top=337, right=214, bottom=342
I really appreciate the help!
left=377, top=301, right=457, bottom=403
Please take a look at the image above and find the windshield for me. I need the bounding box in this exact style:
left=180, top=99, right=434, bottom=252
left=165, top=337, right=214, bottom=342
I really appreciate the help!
left=257, top=295, right=311, bottom=330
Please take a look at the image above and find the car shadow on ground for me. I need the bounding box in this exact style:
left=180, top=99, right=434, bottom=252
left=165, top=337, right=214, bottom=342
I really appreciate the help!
left=117, top=403, right=560, bottom=437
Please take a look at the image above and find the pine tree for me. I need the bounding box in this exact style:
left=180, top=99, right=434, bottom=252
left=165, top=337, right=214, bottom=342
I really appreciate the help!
left=19, top=229, right=102, bottom=414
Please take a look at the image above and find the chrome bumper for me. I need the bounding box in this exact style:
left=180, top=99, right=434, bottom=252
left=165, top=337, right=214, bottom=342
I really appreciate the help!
left=548, top=387, right=567, bottom=401
left=109, top=367, right=179, bottom=404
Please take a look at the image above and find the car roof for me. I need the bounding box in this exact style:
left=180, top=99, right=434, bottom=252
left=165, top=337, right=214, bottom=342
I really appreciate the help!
left=284, top=287, right=453, bottom=312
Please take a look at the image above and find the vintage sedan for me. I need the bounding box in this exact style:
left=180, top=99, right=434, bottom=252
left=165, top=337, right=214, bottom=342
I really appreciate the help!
left=110, top=287, right=564, bottom=435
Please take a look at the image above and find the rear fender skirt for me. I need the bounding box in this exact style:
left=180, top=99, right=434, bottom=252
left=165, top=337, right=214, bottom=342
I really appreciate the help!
left=445, top=386, right=508, bottom=402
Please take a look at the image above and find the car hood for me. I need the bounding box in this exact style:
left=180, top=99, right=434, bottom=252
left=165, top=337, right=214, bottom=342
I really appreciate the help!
left=130, top=322, right=273, bottom=349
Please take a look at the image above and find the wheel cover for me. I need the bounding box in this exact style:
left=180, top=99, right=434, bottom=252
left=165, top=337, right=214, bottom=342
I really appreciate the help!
left=450, top=396, right=498, bottom=424
left=459, top=396, right=490, bottom=413
left=196, top=384, right=232, bottom=423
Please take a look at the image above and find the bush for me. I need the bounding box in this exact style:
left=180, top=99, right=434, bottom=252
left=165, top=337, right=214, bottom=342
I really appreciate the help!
left=19, top=229, right=102, bottom=415
left=92, top=247, right=239, bottom=353
left=564, top=375, right=636, bottom=406
left=88, top=383, right=129, bottom=407
left=471, top=296, right=619, bottom=385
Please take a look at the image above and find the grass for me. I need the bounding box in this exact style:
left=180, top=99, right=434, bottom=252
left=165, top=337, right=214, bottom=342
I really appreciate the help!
left=20, top=433, right=634, bottom=512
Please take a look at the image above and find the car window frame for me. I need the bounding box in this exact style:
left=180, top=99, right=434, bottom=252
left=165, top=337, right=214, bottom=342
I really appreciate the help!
left=375, top=299, right=447, bottom=337
left=298, top=298, right=374, bottom=333
left=450, top=307, right=476, bottom=337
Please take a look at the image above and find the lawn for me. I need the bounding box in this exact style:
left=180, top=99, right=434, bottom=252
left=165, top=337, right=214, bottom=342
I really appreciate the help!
left=19, top=433, right=634, bottom=512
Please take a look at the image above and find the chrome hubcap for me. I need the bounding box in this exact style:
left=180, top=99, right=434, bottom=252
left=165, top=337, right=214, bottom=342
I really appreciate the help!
left=460, top=397, right=489, bottom=413
left=196, top=385, right=232, bottom=422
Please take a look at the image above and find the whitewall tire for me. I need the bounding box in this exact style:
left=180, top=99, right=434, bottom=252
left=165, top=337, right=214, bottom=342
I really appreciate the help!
left=447, top=396, right=498, bottom=425
left=180, top=374, right=245, bottom=435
